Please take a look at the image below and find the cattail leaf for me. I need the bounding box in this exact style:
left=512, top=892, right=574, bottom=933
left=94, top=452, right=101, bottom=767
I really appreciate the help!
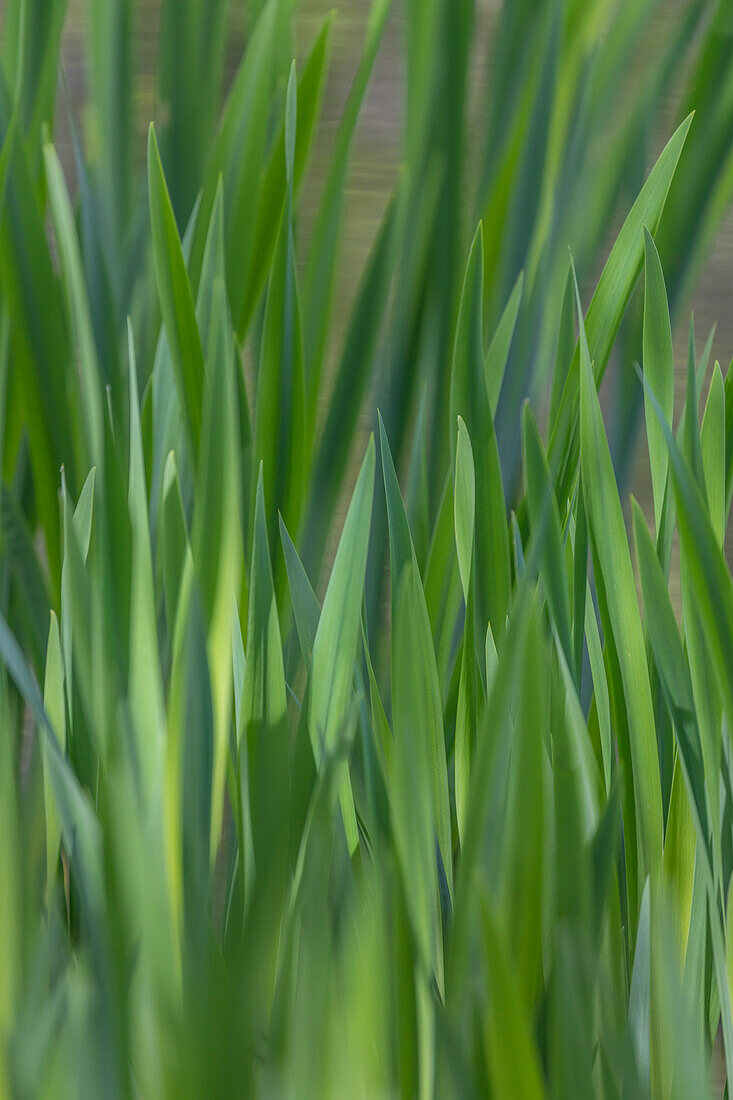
left=391, top=561, right=442, bottom=987
left=423, top=470, right=462, bottom=696
left=148, top=122, right=206, bottom=459
left=0, top=483, right=51, bottom=675
left=239, top=15, right=333, bottom=338
left=304, top=184, right=401, bottom=563
left=479, top=892, right=545, bottom=1100
left=484, top=269, right=523, bottom=418
left=701, top=360, right=725, bottom=547
left=252, top=129, right=306, bottom=554
left=279, top=514, right=320, bottom=669
left=159, top=451, right=190, bottom=642
left=485, top=622, right=498, bottom=695
left=192, top=271, right=242, bottom=857
left=522, top=403, right=572, bottom=671
left=450, top=226, right=510, bottom=640
left=549, top=115, right=693, bottom=506
left=548, top=262, right=575, bottom=435
left=44, top=143, right=104, bottom=472
left=380, top=415, right=453, bottom=898
left=681, top=318, right=705, bottom=493
left=454, top=415, right=475, bottom=602
left=724, top=357, right=733, bottom=514
left=454, top=577, right=477, bottom=848
left=42, top=611, right=65, bottom=897
left=0, top=100, right=68, bottom=588
left=187, top=0, right=279, bottom=311
left=0, top=612, right=104, bottom=916
left=242, top=469, right=289, bottom=892
left=577, top=267, right=663, bottom=897
left=127, top=322, right=166, bottom=802
left=642, top=227, right=674, bottom=534
left=498, top=600, right=546, bottom=1007
left=308, top=439, right=375, bottom=854
left=361, top=622, right=393, bottom=782
left=646, top=374, right=733, bottom=746
left=662, top=757, right=696, bottom=970
left=453, top=416, right=478, bottom=845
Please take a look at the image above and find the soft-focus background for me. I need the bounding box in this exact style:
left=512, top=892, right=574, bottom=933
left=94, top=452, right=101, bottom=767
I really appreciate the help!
left=3, top=8, right=733, bottom=1094
left=16, top=0, right=733, bottom=582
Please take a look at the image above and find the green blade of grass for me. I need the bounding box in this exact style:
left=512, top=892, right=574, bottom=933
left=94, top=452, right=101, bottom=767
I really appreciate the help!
left=479, top=892, right=545, bottom=1100
left=497, top=601, right=546, bottom=1010
left=0, top=482, right=51, bottom=675
left=303, top=183, right=400, bottom=571
left=391, top=560, right=443, bottom=989
left=0, top=612, right=104, bottom=917
left=242, top=468, right=289, bottom=900
left=380, top=415, right=453, bottom=898
left=577, top=269, right=663, bottom=898
left=631, top=499, right=710, bottom=870
left=548, top=115, right=693, bottom=506
left=148, top=122, right=206, bottom=460
left=252, top=68, right=305, bottom=554
left=308, top=438, right=375, bottom=854
left=126, top=323, right=165, bottom=804
left=192, top=271, right=242, bottom=858
left=484, top=270, right=524, bottom=419
left=454, top=415, right=477, bottom=845
left=42, top=610, right=65, bottom=899
left=522, top=403, right=572, bottom=672
left=647, top=373, right=733, bottom=743
left=450, top=225, right=511, bottom=642
left=701, top=360, right=725, bottom=547
left=279, top=514, right=319, bottom=669
left=238, top=16, right=333, bottom=339
left=44, top=142, right=104, bottom=472
left=642, top=227, right=674, bottom=534
left=453, top=416, right=475, bottom=603
left=187, top=0, right=279, bottom=312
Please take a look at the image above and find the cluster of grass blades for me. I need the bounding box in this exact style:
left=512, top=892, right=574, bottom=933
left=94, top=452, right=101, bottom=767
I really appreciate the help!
left=2, top=0, right=733, bottom=1095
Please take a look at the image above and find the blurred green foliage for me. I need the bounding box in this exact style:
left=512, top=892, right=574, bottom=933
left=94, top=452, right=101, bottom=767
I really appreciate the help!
left=1, top=0, right=733, bottom=1095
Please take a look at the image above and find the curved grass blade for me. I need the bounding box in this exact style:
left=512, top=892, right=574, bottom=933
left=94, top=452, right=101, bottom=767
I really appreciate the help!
left=127, top=323, right=165, bottom=805
left=0, top=612, right=103, bottom=917
left=549, top=115, right=693, bottom=506
left=454, top=416, right=475, bottom=602
left=522, top=403, right=572, bottom=671
left=454, top=416, right=477, bottom=845
left=252, top=67, right=305, bottom=552
left=242, top=469, right=289, bottom=899
left=148, top=123, right=205, bottom=459
left=44, top=142, right=104, bottom=472
left=642, top=227, right=674, bottom=534
left=391, top=561, right=443, bottom=990
left=631, top=500, right=709, bottom=868
left=484, top=270, right=524, bottom=419
left=42, top=610, right=65, bottom=898
left=238, top=16, right=334, bottom=339
left=303, top=183, right=400, bottom=568
left=187, top=0, right=279, bottom=310
left=450, top=225, right=510, bottom=641
left=308, top=438, right=375, bottom=854
left=380, top=414, right=453, bottom=897
left=577, top=269, right=662, bottom=896
left=645, top=373, right=733, bottom=737
left=279, top=514, right=319, bottom=669
left=701, top=360, right=725, bottom=547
